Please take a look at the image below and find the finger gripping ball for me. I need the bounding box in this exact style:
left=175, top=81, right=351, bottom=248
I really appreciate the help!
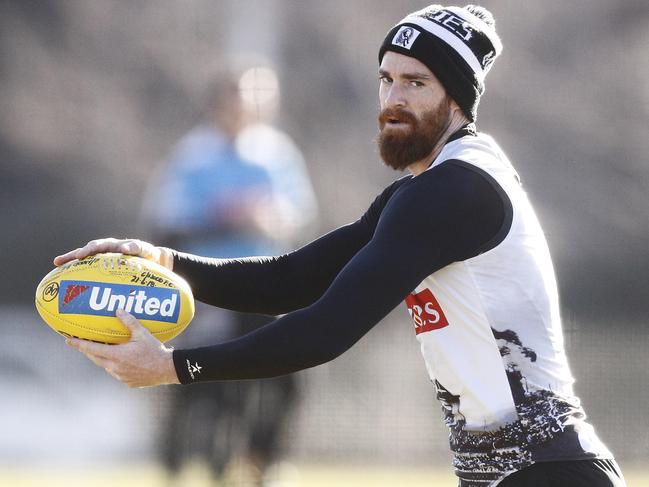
left=35, top=253, right=195, bottom=344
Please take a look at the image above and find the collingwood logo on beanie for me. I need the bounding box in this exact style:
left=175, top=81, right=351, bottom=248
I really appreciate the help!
left=379, top=4, right=502, bottom=121
left=392, top=26, right=421, bottom=49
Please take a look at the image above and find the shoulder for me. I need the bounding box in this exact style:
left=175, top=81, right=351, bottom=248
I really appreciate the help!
left=395, top=160, right=495, bottom=203
left=367, top=161, right=497, bottom=222
left=381, top=160, right=508, bottom=231
left=374, top=161, right=510, bottom=261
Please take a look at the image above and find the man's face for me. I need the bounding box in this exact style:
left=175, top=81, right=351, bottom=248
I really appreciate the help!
left=377, top=51, right=452, bottom=171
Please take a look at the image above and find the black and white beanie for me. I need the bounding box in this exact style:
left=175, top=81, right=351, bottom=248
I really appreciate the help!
left=378, top=5, right=502, bottom=121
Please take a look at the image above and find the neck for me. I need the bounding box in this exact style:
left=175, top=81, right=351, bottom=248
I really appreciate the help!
left=407, top=113, right=470, bottom=176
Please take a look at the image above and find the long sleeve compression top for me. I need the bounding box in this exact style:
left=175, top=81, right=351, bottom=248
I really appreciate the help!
left=171, top=156, right=508, bottom=383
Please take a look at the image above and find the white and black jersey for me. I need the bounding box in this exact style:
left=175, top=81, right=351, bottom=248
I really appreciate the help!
left=170, top=126, right=613, bottom=486
left=405, top=131, right=612, bottom=484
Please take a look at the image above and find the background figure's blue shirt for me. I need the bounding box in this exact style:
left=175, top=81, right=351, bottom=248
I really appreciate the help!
left=148, top=125, right=277, bottom=257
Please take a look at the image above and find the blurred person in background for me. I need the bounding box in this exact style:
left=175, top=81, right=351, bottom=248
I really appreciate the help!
left=60, top=4, right=626, bottom=487
left=141, top=68, right=317, bottom=486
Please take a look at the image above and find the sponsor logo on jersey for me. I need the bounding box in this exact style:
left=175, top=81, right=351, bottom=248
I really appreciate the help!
left=405, top=288, right=449, bottom=334
left=59, top=280, right=180, bottom=323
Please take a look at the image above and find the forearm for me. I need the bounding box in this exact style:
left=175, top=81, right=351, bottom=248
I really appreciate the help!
left=172, top=307, right=352, bottom=382
left=172, top=244, right=411, bottom=383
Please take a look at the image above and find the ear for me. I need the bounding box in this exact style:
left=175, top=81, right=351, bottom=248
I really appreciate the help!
left=447, top=96, right=461, bottom=113
left=447, top=96, right=470, bottom=124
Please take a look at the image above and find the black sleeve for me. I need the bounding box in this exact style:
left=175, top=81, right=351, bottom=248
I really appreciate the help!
left=171, top=176, right=411, bottom=316
left=172, top=162, right=509, bottom=383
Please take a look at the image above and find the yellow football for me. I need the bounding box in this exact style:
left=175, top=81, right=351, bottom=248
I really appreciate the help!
left=35, top=253, right=195, bottom=344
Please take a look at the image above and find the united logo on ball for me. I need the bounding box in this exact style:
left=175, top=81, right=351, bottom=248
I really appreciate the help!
left=35, top=253, right=195, bottom=344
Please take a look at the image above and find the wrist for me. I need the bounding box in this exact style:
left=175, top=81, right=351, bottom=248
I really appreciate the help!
left=163, top=346, right=181, bottom=385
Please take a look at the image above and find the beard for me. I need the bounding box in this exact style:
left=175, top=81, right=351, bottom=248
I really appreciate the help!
left=376, top=97, right=451, bottom=171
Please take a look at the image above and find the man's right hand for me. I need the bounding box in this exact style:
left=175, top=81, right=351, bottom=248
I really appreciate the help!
left=53, top=238, right=174, bottom=270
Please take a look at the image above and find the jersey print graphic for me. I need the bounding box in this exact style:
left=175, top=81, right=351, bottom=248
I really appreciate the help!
left=405, top=288, right=449, bottom=334
left=439, top=328, right=588, bottom=485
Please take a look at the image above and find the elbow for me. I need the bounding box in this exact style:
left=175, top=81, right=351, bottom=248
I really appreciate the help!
left=300, top=341, right=351, bottom=369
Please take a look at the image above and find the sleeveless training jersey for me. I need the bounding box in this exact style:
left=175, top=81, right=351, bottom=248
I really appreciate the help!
left=404, top=132, right=612, bottom=485
left=171, top=127, right=616, bottom=486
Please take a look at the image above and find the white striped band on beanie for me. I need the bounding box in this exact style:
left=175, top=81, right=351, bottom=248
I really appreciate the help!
left=378, top=5, right=502, bottom=121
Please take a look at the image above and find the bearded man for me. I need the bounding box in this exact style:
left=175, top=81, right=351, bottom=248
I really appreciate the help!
left=56, top=4, right=625, bottom=486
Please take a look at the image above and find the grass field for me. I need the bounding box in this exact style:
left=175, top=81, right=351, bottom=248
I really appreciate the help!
left=0, top=463, right=646, bottom=487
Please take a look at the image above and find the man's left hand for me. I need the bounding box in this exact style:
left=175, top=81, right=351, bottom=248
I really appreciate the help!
left=66, top=309, right=180, bottom=388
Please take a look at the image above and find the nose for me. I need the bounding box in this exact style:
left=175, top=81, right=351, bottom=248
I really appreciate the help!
left=382, top=82, right=407, bottom=109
